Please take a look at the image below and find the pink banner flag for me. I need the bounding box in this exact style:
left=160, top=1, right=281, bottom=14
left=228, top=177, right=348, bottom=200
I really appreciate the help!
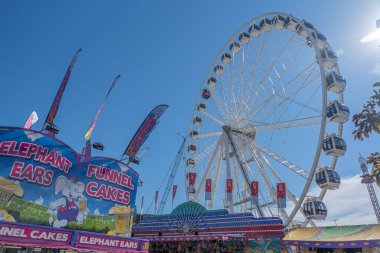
left=43, top=49, right=81, bottom=136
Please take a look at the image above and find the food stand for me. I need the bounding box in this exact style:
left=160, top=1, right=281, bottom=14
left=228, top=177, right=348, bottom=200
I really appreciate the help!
left=0, top=127, right=149, bottom=253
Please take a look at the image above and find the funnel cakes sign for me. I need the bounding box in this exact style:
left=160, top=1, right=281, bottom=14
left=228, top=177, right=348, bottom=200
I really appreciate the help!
left=0, top=127, right=138, bottom=235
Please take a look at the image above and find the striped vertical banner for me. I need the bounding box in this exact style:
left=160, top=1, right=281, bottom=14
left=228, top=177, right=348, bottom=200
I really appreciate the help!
left=250, top=181, right=259, bottom=205
left=226, top=179, right=233, bottom=201
left=188, top=172, right=196, bottom=194
left=277, top=183, right=286, bottom=208
left=205, top=178, right=211, bottom=200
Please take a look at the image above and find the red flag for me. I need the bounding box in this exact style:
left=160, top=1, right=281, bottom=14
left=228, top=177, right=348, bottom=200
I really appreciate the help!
left=250, top=181, right=258, bottom=196
left=172, top=185, right=178, bottom=204
left=44, top=49, right=81, bottom=135
left=155, top=191, right=159, bottom=211
left=226, top=179, right=233, bottom=201
left=188, top=173, right=196, bottom=185
left=205, top=179, right=211, bottom=200
left=250, top=181, right=259, bottom=205
left=277, top=183, right=286, bottom=208
left=188, top=173, right=196, bottom=194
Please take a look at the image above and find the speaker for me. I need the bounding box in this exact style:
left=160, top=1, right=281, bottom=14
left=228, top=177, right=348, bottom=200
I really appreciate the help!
left=159, top=232, right=162, bottom=236
left=195, top=231, right=199, bottom=235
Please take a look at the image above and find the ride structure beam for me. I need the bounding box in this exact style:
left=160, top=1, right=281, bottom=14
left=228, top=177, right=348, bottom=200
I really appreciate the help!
left=157, top=138, right=186, bottom=214
left=209, top=147, right=223, bottom=209
left=223, top=133, right=234, bottom=213
left=253, top=147, right=316, bottom=227
left=194, top=136, right=224, bottom=202
left=224, top=126, right=265, bottom=216
left=250, top=147, right=288, bottom=219
left=255, top=116, right=321, bottom=131
left=254, top=143, right=309, bottom=179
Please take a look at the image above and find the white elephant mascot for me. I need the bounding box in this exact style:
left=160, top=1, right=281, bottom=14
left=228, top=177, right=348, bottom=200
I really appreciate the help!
left=49, top=176, right=87, bottom=228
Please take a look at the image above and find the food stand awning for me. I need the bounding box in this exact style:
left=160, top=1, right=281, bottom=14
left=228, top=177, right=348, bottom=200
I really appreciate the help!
left=283, top=224, right=380, bottom=248
left=0, top=221, right=149, bottom=252
left=148, top=235, right=245, bottom=242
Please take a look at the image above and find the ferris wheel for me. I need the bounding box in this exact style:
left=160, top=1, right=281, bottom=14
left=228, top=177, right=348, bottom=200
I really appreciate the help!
left=184, top=12, right=350, bottom=227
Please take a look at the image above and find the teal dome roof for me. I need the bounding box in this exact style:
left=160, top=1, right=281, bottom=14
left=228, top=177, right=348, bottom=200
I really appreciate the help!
left=170, top=201, right=207, bottom=216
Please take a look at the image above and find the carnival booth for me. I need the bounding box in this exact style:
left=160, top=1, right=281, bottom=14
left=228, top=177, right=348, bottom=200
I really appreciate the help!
left=132, top=201, right=285, bottom=253
left=0, top=127, right=149, bottom=253
left=283, top=224, right=380, bottom=253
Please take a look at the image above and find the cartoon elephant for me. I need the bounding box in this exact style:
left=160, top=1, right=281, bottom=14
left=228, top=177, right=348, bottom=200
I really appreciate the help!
left=49, top=176, right=86, bottom=228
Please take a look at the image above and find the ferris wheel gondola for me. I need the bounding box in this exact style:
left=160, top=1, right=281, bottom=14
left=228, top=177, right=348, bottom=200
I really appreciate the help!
left=323, top=133, right=347, bottom=157
left=327, top=100, right=350, bottom=123
left=315, top=166, right=341, bottom=190
left=303, top=197, right=328, bottom=220
left=184, top=12, right=347, bottom=227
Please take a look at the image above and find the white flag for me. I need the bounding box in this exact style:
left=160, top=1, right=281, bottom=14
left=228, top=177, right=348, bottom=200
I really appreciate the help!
left=24, top=111, right=38, bottom=129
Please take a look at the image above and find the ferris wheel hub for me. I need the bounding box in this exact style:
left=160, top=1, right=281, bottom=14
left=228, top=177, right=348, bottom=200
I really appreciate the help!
left=224, top=125, right=256, bottom=142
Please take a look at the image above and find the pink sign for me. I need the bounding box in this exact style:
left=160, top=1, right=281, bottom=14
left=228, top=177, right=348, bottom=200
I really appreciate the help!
left=74, top=231, right=142, bottom=251
left=0, top=221, right=71, bottom=246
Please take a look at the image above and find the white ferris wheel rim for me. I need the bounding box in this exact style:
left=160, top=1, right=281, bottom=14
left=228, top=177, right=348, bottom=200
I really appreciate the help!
left=184, top=12, right=345, bottom=227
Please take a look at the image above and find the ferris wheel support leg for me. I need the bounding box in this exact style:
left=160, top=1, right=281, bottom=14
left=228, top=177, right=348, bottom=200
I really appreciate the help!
left=223, top=133, right=234, bottom=213
left=224, top=127, right=266, bottom=215
left=250, top=147, right=286, bottom=218
left=194, top=136, right=224, bottom=201
left=255, top=148, right=318, bottom=224
left=209, top=148, right=223, bottom=209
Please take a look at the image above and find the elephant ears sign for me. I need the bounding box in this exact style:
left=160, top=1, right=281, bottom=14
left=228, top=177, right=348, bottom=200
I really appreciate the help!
left=0, top=127, right=138, bottom=236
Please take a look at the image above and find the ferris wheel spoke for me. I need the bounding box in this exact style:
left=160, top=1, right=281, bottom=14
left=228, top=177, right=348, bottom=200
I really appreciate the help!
left=255, top=61, right=318, bottom=122
left=253, top=143, right=309, bottom=179
left=247, top=32, right=297, bottom=115
left=239, top=33, right=266, bottom=114
left=253, top=63, right=320, bottom=123
left=210, top=86, right=230, bottom=123
left=236, top=30, right=278, bottom=122
left=255, top=148, right=310, bottom=222
left=231, top=31, right=271, bottom=123
left=255, top=116, right=322, bottom=131
left=237, top=60, right=318, bottom=125
left=194, top=136, right=223, bottom=201
left=201, top=110, right=226, bottom=126
left=191, top=131, right=222, bottom=140
left=194, top=139, right=218, bottom=164
left=250, top=146, right=289, bottom=219
left=249, top=149, right=279, bottom=216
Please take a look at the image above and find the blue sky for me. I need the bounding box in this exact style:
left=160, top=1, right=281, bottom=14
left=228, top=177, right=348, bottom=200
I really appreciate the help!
left=1, top=1, right=380, bottom=223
